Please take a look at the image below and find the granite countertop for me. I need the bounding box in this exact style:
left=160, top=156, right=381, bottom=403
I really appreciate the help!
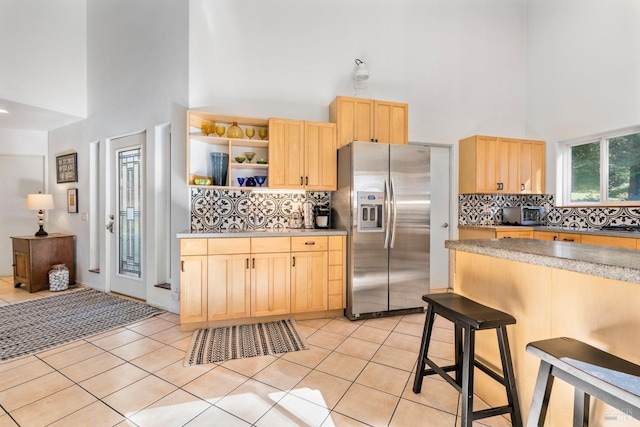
left=458, top=224, right=640, bottom=239
left=177, top=228, right=347, bottom=239
left=446, top=238, right=640, bottom=284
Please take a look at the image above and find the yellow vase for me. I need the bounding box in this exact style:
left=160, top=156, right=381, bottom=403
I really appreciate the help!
left=227, top=122, right=242, bottom=139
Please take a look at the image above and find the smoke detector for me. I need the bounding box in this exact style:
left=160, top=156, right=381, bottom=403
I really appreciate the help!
left=354, top=59, right=371, bottom=98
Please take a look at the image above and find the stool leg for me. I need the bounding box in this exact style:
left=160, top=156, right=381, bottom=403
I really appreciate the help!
left=573, top=389, right=590, bottom=427
left=413, top=304, right=436, bottom=393
left=454, top=324, right=463, bottom=387
left=497, top=325, right=523, bottom=427
left=526, top=360, right=554, bottom=427
left=460, top=325, right=475, bottom=427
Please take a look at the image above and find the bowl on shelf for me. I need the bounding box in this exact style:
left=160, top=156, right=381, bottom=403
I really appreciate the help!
left=257, top=159, right=267, bottom=164
left=254, top=176, right=267, bottom=187
left=234, top=156, right=246, bottom=163
left=194, top=178, right=212, bottom=185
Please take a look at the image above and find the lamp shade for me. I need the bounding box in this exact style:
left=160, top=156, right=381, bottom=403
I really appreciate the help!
left=27, top=193, right=54, bottom=211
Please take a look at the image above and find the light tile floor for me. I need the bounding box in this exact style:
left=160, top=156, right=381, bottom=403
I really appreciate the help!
left=0, top=277, right=512, bottom=426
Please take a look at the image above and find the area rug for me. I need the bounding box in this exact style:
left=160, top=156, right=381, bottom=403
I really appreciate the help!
left=184, top=319, right=308, bottom=366
left=0, top=288, right=163, bottom=362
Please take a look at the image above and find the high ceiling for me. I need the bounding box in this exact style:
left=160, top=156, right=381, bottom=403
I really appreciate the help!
left=0, top=98, right=84, bottom=132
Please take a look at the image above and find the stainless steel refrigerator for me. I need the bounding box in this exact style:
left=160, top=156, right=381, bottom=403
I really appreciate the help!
left=333, top=141, right=430, bottom=320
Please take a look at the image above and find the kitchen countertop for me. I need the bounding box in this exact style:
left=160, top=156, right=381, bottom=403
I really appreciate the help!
left=177, top=228, right=347, bottom=239
left=458, top=224, right=640, bottom=239
left=445, top=238, right=640, bottom=284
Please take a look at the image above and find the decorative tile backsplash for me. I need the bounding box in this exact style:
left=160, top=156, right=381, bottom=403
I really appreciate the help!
left=459, top=193, right=640, bottom=228
left=458, top=194, right=555, bottom=225
left=190, top=188, right=330, bottom=232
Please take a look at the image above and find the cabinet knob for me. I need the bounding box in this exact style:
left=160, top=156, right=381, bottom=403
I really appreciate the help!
left=521, top=183, right=525, bottom=191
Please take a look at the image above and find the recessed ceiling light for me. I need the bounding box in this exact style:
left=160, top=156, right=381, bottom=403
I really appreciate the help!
left=0, top=109, right=9, bottom=114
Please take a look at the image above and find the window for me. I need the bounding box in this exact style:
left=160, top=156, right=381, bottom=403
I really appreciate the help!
left=563, top=127, right=640, bottom=205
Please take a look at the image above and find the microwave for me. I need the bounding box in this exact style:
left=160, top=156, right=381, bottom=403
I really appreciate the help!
left=502, top=206, right=544, bottom=225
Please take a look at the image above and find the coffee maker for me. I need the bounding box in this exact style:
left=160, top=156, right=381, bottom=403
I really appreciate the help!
left=314, top=206, right=330, bottom=228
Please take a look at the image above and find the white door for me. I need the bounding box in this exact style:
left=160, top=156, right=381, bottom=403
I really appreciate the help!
left=108, top=132, right=145, bottom=299
left=429, top=145, right=451, bottom=289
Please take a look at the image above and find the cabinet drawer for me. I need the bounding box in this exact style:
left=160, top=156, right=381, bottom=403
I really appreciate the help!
left=291, top=236, right=328, bottom=252
left=208, top=238, right=250, bottom=255
left=557, top=233, right=581, bottom=243
left=251, top=237, right=291, bottom=253
left=328, top=235, right=344, bottom=251
left=580, top=235, right=637, bottom=249
left=180, top=239, right=208, bottom=256
left=329, top=265, right=343, bottom=281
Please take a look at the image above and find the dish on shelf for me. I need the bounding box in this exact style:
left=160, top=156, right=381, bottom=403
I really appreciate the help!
left=254, top=176, right=267, bottom=187
left=244, top=152, right=255, bottom=162
left=194, top=178, right=212, bottom=185
left=234, top=156, right=246, bottom=163
left=258, top=128, right=268, bottom=140
left=257, top=159, right=267, bottom=164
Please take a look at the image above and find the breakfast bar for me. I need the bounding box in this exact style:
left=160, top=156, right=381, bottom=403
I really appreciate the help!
left=446, top=238, right=640, bottom=426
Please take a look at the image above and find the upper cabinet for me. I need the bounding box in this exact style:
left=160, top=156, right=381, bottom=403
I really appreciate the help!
left=459, top=135, right=545, bottom=194
left=187, top=111, right=269, bottom=188
left=268, top=118, right=337, bottom=191
left=329, top=96, right=408, bottom=148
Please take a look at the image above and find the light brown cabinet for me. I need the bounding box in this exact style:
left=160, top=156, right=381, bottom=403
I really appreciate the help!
left=187, top=111, right=269, bottom=187
left=251, top=237, right=291, bottom=317
left=459, top=135, right=545, bottom=194
left=329, top=96, right=408, bottom=148
left=268, top=118, right=337, bottom=191
left=179, top=235, right=346, bottom=328
left=459, top=228, right=533, bottom=239
left=11, top=234, right=75, bottom=293
left=578, top=234, right=636, bottom=249
left=291, top=236, right=328, bottom=313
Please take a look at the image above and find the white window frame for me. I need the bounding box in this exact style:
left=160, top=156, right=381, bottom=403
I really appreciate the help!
left=560, top=125, right=640, bottom=206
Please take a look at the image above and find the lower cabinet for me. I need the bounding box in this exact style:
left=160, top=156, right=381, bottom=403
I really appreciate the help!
left=291, top=236, right=328, bottom=313
left=179, top=235, right=345, bottom=327
left=252, top=252, right=291, bottom=317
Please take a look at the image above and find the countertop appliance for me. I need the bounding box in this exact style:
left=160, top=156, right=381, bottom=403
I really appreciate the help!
left=333, top=142, right=430, bottom=320
left=314, top=206, right=330, bottom=228
left=502, top=206, right=544, bottom=225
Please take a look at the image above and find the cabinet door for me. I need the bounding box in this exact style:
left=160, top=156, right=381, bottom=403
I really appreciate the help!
left=330, top=97, right=374, bottom=148
left=496, top=138, right=520, bottom=193
left=533, top=231, right=558, bottom=241
left=580, top=235, right=637, bottom=249
left=520, top=140, right=546, bottom=194
left=179, top=255, right=208, bottom=324
left=374, top=100, right=408, bottom=145
left=474, top=136, right=500, bottom=193
left=251, top=252, right=291, bottom=317
left=268, top=118, right=305, bottom=189
left=304, top=121, right=337, bottom=191
left=495, top=230, right=534, bottom=239
left=208, top=254, right=251, bottom=320
left=291, top=251, right=328, bottom=313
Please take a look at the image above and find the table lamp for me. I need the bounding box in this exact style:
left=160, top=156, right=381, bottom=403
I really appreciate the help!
left=27, top=193, right=54, bottom=236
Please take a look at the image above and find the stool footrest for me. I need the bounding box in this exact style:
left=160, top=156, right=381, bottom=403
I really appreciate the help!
left=473, top=405, right=514, bottom=421
left=476, top=360, right=507, bottom=386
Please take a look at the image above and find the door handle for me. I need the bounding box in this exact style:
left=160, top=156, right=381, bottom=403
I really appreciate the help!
left=383, top=179, right=391, bottom=249
left=106, top=214, right=115, bottom=233
left=521, top=183, right=525, bottom=191
left=390, top=177, right=397, bottom=248
left=292, top=256, right=296, bottom=267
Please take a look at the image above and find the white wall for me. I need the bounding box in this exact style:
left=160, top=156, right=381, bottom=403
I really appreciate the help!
left=189, top=0, right=528, bottom=144
left=525, top=0, right=640, bottom=195
left=0, top=0, right=87, bottom=118
left=48, top=0, right=188, bottom=312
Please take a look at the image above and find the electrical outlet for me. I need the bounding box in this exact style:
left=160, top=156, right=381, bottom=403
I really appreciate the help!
left=81, top=212, right=88, bottom=221
left=483, top=206, right=491, bottom=213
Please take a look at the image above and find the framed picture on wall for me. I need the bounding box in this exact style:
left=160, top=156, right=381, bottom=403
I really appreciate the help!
left=56, top=153, right=78, bottom=183
left=67, top=188, right=78, bottom=213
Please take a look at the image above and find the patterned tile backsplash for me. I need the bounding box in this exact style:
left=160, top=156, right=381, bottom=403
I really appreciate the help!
left=190, top=187, right=330, bottom=232
left=459, top=193, right=640, bottom=228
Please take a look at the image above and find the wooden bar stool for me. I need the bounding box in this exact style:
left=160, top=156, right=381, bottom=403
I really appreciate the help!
left=526, top=337, right=640, bottom=427
left=412, top=293, right=523, bottom=427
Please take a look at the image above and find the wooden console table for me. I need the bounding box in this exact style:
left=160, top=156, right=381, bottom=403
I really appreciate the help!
left=11, top=234, right=75, bottom=293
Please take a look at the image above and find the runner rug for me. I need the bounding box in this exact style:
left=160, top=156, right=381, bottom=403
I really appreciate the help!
left=184, top=319, right=309, bottom=366
left=0, top=288, right=162, bottom=362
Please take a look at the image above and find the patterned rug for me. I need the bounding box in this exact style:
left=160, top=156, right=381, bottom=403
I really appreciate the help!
left=184, top=319, right=309, bottom=366
left=0, top=288, right=163, bottom=362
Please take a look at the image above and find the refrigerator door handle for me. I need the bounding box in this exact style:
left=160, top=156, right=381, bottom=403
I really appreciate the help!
left=390, top=177, right=398, bottom=248
left=384, top=178, right=392, bottom=248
